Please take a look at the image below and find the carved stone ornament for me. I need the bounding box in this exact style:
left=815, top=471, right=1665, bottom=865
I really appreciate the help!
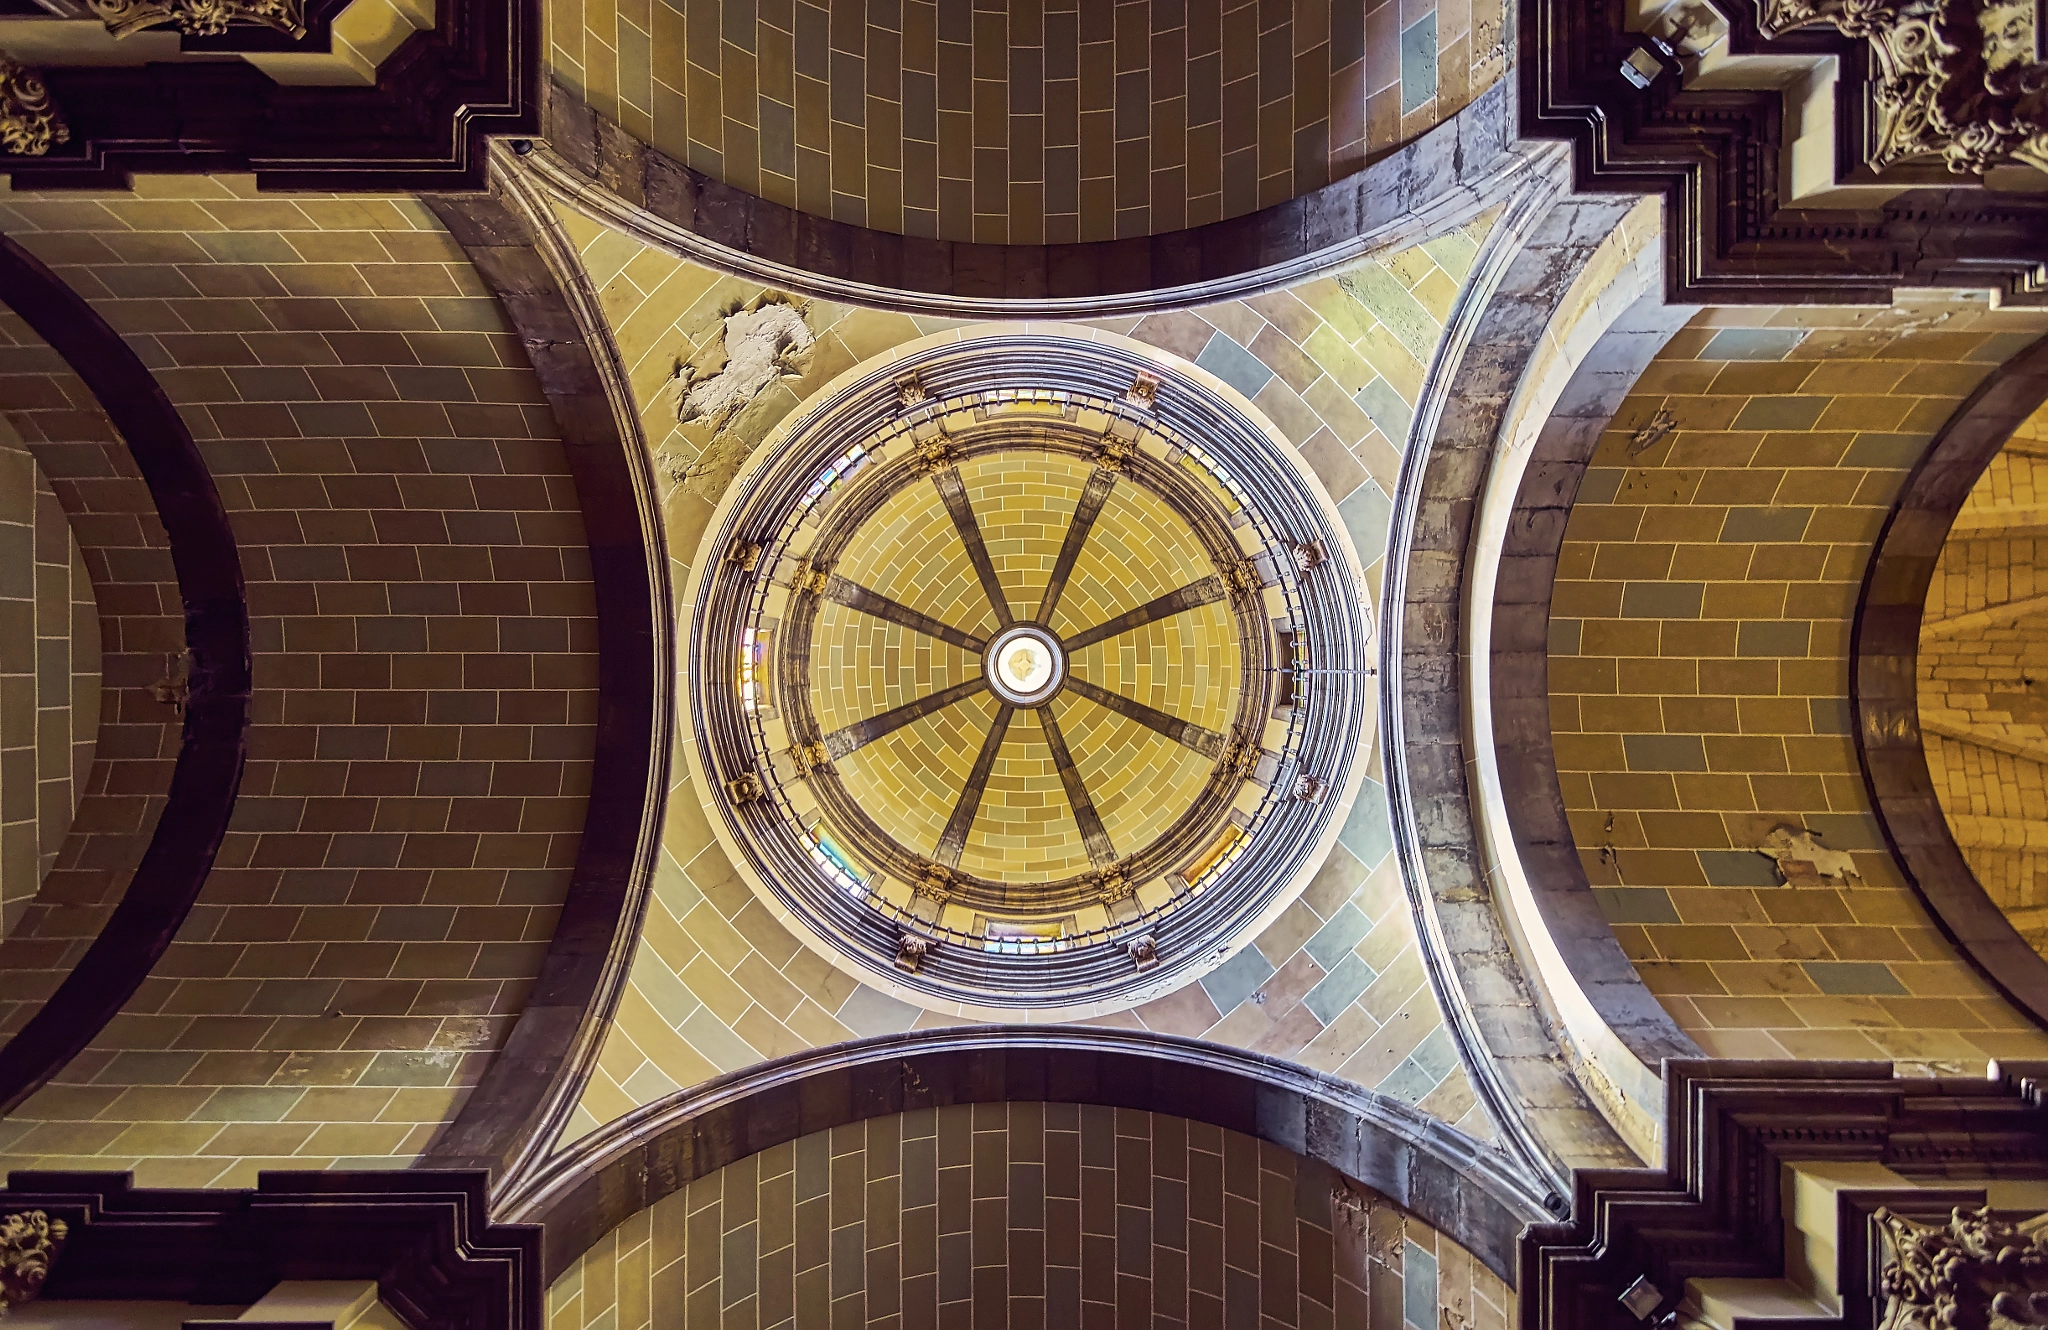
left=1094, top=870, right=1134, bottom=906
left=913, top=863, right=953, bottom=905
left=89, top=0, right=305, bottom=38
left=1094, top=436, right=1136, bottom=473
left=790, top=557, right=829, bottom=595
left=1875, top=1204, right=2048, bottom=1329
left=786, top=740, right=828, bottom=778
left=893, top=931, right=931, bottom=973
left=1759, top=0, right=2048, bottom=176
left=0, top=1210, right=67, bottom=1312
left=910, top=432, right=956, bottom=475
left=0, top=56, right=67, bottom=158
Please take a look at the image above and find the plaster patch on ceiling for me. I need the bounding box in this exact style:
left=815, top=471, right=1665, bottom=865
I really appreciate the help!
left=674, top=297, right=816, bottom=427
left=662, top=294, right=817, bottom=501
left=1755, top=825, right=1862, bottom=886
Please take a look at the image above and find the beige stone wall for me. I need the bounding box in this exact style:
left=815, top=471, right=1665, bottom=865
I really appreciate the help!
left=1547, top=298, right=2048, bottom=1064
left=547, top=0, right=1506, bottom=244
left=1919, top=399, right=2048, bottom=953
left=547, top=1104, right=1513, bottom=1330
left=555, top=196, right=1496, bottom=1144
left=0, top=425, right=98, bottom=932
left=0, top=177, right=596, bottom=1186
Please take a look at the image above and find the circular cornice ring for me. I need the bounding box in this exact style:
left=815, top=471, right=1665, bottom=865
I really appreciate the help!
left=681, top=329, right=1372, bottom=1018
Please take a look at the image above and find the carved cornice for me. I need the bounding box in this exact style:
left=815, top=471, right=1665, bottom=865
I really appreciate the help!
left=1521, top=0, right=2048, bottom=303
left=1520, top=1061, right=2048, bottom=1330
left=87, top=0, right=303, bottom=37
left=0, top=1171, right=538, bottom=1329
left=5, top=0, right=535, bottom=188
left=1760, top=0, right=2048, bottom=177
left=0, top=55, right=66, bottom=158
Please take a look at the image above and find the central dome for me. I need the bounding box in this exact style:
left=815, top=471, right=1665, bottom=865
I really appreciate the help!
left=684, top=333, right=1372, bottom=1013
left=812, top=449, right=1243, bottom=888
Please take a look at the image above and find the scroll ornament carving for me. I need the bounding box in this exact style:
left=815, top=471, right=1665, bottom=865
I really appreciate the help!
left=0, top=56, right=67, bottom=158
left=87, top=0, right=304, bottom=38
left=0, top=1210, right=67, bottom=1313
left=1759, top=0, right=2048, bottom=176
left=1876, top=1205, right=2048, bottom=1329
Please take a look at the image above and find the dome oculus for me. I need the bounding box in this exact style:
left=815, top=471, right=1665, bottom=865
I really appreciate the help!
left=984, top=624, right=1064, bottom=706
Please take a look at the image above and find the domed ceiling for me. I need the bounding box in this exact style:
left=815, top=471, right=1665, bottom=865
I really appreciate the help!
left=1920, top=397, right=2048, bottom=956
left=813, top=448, right=1243, bottom=887
left=685, top=332, right=1372, bottom=1012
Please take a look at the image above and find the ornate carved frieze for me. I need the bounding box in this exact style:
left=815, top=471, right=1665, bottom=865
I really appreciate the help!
left=0, top=1210, right=66, bottom=1312
left=1521, top=1061, right=2048, bottom=1329
left=0, top=56, right=67, bottom=158
left=1876, top=1205, right=2048, bottom=1330
left=88, top=0, right=304, bottom=38
left=1521, top=0, right=2048, bottom=303
left=1759, top=0, right=2048, bottom=176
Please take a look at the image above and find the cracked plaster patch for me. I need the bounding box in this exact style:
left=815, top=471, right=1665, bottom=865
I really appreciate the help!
left=1755, top=825, right=1862, bottom=886
left=661, top=294, right=816, bottom=501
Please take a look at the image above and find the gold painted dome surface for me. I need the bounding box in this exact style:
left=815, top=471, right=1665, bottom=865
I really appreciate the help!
left=812, top=451, right=1242, bottom=886
left=686, top=334, right=1372, bottom=1010
left=1919, top=402, right=2048, bottom=955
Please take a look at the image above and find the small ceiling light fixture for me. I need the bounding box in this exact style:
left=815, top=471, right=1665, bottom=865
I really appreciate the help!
left=1619, top=36, right=1677, bottom=90
left=1618, top=1275, right=1665, bottom=1320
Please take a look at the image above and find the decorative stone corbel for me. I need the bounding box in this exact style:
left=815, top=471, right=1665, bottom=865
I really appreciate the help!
left=89, top=0, right=305, bottom=37
left=1875, top=1204, right=2048, bottom=1329
left=0, top=1210, right=67, bottom=1313
left=1758, top=0, right=2048, bottom=176
left=0, top=56, right=67, bottom=158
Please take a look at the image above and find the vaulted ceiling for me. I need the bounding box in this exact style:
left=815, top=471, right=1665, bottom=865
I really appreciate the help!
left=0, top=2, right=2047, bottom=1326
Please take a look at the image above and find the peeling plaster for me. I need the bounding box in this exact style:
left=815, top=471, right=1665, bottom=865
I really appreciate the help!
left=661, top=294, right=817, bottom=501
left=1755, top=825, right=1862, bottom=886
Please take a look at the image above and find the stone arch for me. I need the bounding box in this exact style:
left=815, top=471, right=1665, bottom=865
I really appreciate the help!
left=505, top=1026, right=1552, bottom=1287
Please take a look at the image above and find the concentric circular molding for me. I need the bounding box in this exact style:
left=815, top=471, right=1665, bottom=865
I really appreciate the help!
left=683, top=331, right=1372, bottom=1016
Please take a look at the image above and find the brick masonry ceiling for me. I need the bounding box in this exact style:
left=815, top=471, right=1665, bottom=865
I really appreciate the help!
left=547, top=0, right=1504, bottom=243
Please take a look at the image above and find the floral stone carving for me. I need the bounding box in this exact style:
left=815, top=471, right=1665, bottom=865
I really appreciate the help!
left=88, top=0, right=304, bottom=38
left=0, top=56, right=67, bottom=158
left=1876, top=1204, right=2048, bottom=1329
left=0, top=1210, right=67, bottom=1312
left=1759, top=0, right=2048, bottom=176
